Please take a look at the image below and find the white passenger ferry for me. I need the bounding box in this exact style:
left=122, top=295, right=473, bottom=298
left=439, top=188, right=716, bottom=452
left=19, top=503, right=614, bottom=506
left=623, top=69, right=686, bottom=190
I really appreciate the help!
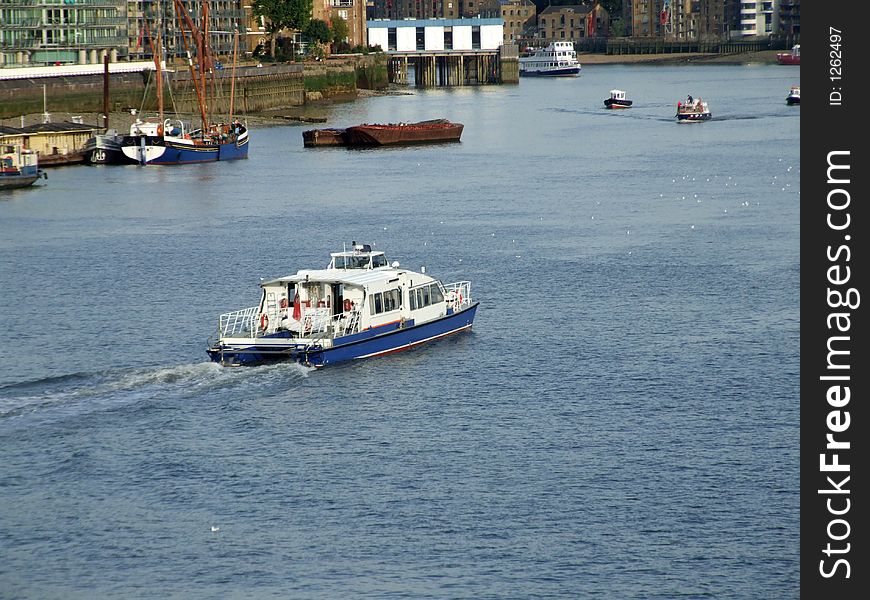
left=519, top=42, right=581, bottom=77
left=207, top=243, right=478, bottom=367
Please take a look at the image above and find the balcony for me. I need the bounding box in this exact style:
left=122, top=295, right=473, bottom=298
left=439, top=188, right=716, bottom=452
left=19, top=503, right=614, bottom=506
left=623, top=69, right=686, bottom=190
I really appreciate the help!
left=331, top=0, right=354, bottom=6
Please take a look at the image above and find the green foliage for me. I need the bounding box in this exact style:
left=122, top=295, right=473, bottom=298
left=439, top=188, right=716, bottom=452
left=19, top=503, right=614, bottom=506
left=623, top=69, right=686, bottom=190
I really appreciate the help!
left=304, top=19, right=331, bottom=44
left=252, top=0, right=313, bottom=35
left=610, top=17, right=626, bottom=37
left=330, top=12, right=350, bottom=44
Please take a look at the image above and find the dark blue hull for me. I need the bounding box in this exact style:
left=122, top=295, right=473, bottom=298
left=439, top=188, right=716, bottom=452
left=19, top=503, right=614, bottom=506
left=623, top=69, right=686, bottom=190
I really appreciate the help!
left=520, top=67, right=581, bottom=77
left=207, top=302, right=478, bottom=367
left=121, top=133, right=249, bottom=165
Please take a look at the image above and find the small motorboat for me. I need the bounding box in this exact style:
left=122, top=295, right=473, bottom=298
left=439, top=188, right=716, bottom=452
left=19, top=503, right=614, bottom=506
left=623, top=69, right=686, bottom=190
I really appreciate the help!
left=1, top=144, right=44, bottom=190
left=604, top=89, right=632, bottom=109
left=786, top=85, right=800, bottom=105
left=676, top=95, right=711, bottom=122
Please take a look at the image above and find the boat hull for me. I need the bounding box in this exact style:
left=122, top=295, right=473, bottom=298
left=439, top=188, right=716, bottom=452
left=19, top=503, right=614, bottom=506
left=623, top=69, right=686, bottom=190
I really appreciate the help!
left=121, top=130, right=249, bottom=165
left=776, top=54, right=800, bottom=65
left=604, top=98, right=632, bottom=109
left=207, top=302, right=479, bottom=367
left=303, top=128, right=348, bottom=147
left=786, top=96, right=800, bottom=105
left=0, top=164, right=41, bottom=189
left=83, top=134, right=127, bottom=164
left=344, top=122, right=463, bottom=146
left=0, top=173, right=39, bottom=189
left=676, top=112, right=712, bottom=122
left=519, top=67, right=581, bottom=77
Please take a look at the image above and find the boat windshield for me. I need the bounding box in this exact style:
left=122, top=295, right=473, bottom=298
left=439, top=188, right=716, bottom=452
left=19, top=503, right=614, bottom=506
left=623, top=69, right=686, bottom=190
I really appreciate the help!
left=331, top=252, right=388, bottom=269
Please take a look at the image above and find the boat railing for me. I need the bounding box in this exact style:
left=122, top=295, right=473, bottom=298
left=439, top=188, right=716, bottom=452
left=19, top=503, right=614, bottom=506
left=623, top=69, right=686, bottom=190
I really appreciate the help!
left=219, top=306, right=259, bottom=337
left=444, top=281, right=472, bottom=310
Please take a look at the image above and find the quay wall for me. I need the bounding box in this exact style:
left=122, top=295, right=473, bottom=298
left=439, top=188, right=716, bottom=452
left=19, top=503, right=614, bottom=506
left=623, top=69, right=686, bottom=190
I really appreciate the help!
left=0, top=55, right=388, bottom=120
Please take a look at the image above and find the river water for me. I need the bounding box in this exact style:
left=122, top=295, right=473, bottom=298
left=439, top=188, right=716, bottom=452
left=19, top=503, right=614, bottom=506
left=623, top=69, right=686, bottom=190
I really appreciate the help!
left=1, top=63, right=799, bottom=598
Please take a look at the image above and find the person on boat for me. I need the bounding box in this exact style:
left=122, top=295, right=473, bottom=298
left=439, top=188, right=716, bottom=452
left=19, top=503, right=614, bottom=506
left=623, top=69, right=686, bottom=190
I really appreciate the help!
left=687, top=95, right=693, bottom=104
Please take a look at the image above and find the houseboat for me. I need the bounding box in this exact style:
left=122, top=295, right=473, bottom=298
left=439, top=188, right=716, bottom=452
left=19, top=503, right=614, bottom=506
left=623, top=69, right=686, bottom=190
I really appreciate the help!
left=1, top=144, right=43, bottom=189
left=207, top=243, right=478, bottom=367
left=519, top=41, right=581, bottom=76
left=604, top=89, right=632, bottom=109
left=83, top=129, right=127, bottom=164
left=786, top=85, right=800, bottom=105
left=676, top=95, right=711, bottom=122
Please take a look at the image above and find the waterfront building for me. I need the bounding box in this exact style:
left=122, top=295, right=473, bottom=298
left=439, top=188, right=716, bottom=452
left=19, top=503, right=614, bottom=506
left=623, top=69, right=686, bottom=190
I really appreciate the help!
left=536, top=4, right=608, bottom=44
left=624, top=1, right=731, bottom=42
left=312, top=0, right=368, bottom=49
left=367, top=17, right=502, bottom=52
left=0, top=0, right=128, bottom=67
left=480, top=0, right=536, bottom=46
left=737, top=0, right=779, bottom=38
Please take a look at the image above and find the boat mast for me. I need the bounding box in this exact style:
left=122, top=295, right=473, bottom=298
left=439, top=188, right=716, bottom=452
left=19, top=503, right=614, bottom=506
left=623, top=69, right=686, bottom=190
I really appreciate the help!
left=200, top=1, right=210, bottom=129
left=229, top=27, right=238, bottom=124
left=156, top=0, right=163, bottom=124
left=173, top=0, right=208, bottom=130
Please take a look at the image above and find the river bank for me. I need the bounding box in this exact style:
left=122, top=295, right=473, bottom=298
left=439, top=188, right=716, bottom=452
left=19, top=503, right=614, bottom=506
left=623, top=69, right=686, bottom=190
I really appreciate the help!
left=579, top=49, right=782, bottom=65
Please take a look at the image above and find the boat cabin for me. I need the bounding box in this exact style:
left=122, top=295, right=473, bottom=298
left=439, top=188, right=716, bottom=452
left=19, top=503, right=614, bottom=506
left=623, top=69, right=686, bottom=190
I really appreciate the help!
left=610, top=89, right=626, bottom=101
left=247, top=243, right=464, bottom=343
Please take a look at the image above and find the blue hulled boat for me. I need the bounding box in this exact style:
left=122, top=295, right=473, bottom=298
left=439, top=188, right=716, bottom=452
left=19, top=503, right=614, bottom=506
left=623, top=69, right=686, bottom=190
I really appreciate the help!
left=207, top=243, right=478, bottom=367
left=121, top=118, right=248, bottom=165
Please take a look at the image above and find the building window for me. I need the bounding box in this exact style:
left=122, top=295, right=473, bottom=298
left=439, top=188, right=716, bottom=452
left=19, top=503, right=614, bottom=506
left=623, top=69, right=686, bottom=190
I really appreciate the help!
left=416, top=27, right=424, bottom=50
left=388, top=27, right=397, bottom=51
left=471, top=25, right=480, bottom=49
left=444, top=26, right=453, bottom=50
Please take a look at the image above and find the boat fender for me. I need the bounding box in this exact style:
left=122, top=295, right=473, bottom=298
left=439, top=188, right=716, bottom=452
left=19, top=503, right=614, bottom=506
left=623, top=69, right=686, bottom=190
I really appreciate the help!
left=344, top=299, right=352, bottom=312
left=259, top=313, right=269, bottom=330
left=280, top=297, right=289, bottom=309
left=457, top=292, right=463, bottom=305
left=157, top=124, right=164, bottom=136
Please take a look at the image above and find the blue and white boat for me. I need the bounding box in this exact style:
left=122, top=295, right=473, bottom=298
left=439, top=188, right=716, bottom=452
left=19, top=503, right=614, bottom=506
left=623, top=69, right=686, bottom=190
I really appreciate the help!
left=120, top=118, right=249, bottom=165
left=519, top=42, right=581, bottom=77
left=207, top=243, right=478, bottom=367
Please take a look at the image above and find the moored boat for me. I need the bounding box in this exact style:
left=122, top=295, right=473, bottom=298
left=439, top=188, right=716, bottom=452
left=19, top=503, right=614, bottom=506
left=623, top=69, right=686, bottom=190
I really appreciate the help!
left=302, top=128, right=348, bottom=147
left=1, top=144, right=44, bottom=189
left=604, top=89, right=632, bottom=109
left=786, top=85, right=800, bottom=105
left=119, top=4, right=249, bottom=166
left=676, top=95, right=711, bottom=122
left=343, top=120, right=463, bottom=146
left=777, top=44, right=800, bottom=65
left=121, top=118, right=249, bottom=165
left=519, top=41, right=581, bottom=76
left=207, top=243, right=478, bottom=367
left=83, top=129, right=126, bottom=164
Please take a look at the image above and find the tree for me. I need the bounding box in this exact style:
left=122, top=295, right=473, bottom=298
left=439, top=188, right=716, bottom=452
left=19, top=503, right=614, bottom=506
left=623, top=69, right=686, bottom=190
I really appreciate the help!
left=252, top=0, right=313, bottom=59
left=304, top=19, right=331, bottom=45
left=330, top=12, right=350, bottom=46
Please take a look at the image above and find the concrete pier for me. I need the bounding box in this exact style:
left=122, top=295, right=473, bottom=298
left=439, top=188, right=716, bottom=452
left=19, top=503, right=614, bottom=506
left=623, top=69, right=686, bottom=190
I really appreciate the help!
left=387, top=47, right=518, bottom=87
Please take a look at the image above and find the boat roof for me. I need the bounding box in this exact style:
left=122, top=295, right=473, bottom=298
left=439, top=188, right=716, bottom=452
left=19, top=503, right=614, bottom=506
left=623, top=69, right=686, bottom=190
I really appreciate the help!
left=262, top=267, right=418, bottom=288
left=610, top=89, right=625, bottom=94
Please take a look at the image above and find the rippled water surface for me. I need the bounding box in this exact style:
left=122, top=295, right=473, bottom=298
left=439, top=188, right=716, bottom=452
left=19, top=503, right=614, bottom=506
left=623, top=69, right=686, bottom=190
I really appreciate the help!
left=1, top=64, right=799, bottom=598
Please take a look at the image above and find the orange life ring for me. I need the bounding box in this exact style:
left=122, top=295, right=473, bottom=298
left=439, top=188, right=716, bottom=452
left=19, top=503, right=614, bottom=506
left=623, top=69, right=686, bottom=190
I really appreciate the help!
left=157, top=124, right=164, bottom=136
left=259, top=313, right=269, bottom=330
left=343, top=299, right=352, bottom=312
left=280, top=297, right=289, bottom=309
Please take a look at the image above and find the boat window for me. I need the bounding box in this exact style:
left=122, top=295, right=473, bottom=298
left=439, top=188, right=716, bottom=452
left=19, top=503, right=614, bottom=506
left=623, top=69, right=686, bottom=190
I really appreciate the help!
left=422, top=286, right=430, bottom=306
left=409, top=289, right=417, bottom=310
left=372, top=254, right=387, bottom=268
left=430, top=284, right=444, bottom=304
left=416, top=288, right=423, bottom=308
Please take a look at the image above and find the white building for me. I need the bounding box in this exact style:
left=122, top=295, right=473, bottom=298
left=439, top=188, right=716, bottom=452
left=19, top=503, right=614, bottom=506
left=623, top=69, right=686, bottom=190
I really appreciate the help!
left=367, top=18, right=504, bottom=52
left=739, top=0, right=780, bottom=38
